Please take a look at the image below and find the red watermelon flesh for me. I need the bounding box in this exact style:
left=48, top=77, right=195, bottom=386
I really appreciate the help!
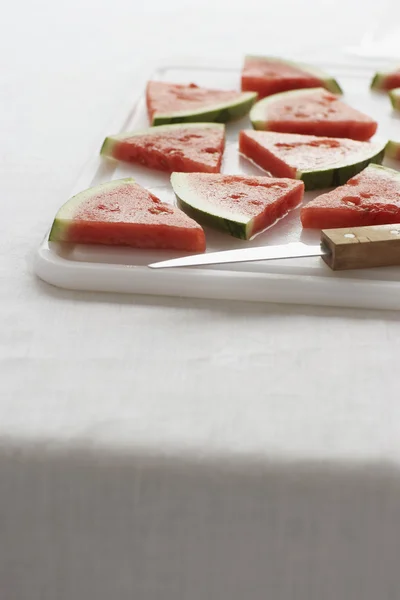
left=49, top=178, right=206, bottom=252
left=239, top=130, right=356, bottom=177
left=382, top=72, right=400, bottom=90
left=146, top=81, right=243, bottom=121
left=242, top=57, right=331, bottom=98
left=238, top=130, right=385, bottom=182
left=101, top=124, right=225, bottom=173
left=171, top=173, right=304, bottom=239
left=301, top=165, right=400, bottom=229
left=251, top=88, right=377, bottom=142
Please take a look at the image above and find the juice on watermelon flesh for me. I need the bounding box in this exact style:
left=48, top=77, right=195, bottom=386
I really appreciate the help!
left=53, top=181, right=206, bottom=252
left=239, top=130, right=384, bottom=177
left=251, top=182, right=304, bottom=236
left=258, top=89, right=377, bottom=141
left=173, top=173, right=304, bottom=238
left=239, top=130, right=296, bottom=177
left=146, top=81, right=244, bottom=120
left=242, top=57, right=323, bottom=98
left=301, top=167, right=400, bottom=229
left=111, top=126, right=224, bottom=173
left=66, top=221, right=205, bottom=251
left=266, top=119, right=377, bottom=142
left=301, top=205, right=400, bottom=229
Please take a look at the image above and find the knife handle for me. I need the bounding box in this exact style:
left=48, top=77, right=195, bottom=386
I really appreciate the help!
left=321, top=224, right=400, bottom=270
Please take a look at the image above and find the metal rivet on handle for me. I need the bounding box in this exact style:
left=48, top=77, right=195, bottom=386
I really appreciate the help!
left=344, top=233, right=355, bottom=238
left=390, top=230, right=400, bottom=235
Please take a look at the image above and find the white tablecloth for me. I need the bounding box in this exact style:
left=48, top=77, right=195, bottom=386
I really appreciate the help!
left=2, top=1, right=400, bottom=598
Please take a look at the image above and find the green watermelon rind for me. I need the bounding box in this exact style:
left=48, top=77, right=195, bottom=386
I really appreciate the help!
left=151, top=92, right=257, bottom=126
left=301, top=164, right=400, bottom=229
left=370, top=67, right=400, bottom=91
left=241, top=131, right=387, bottom=191
left=170, top=173, right=252, bottom=240
left=358, top=164, right=400, bottom=181
left=100, top=123, right=225, bottom=158
left=100, top=137, right=116, bottom=157
left=386, top=140, right=400, bottom=160
left=389, top=88, right=400, bottom=111
left=49, top=178, right=136, bottom=242
left=298, top=140, right=387, bottom=190
left=245, top=55, right=343, bottom=95
left=250, top=87, right=333, bottom=130
left=370, top=73, right=386, bottom=91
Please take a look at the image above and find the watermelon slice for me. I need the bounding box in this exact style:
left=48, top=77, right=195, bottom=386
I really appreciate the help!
left=101, top=123, right=225, bottom=174
left=146, top=81, right=257, bottom=126
left=49, top=178, right=206, bottom=252
left=241, top=55, right=342, bottom=98
left=239, top=130, right=386, bottom=190
left=170, top=173, right=304, bottom=240
left=301, top=165, right=400, bottom=229
left=371, top=66, right=400, bottom=91
left=250, top=88, right=378, bottom=142
left=386, top=140, right=400, bottom=160
left=389, top=88, right=400, bottom=111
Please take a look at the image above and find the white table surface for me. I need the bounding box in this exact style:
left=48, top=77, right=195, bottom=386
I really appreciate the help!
left=2, top=1, right=400, bottom=599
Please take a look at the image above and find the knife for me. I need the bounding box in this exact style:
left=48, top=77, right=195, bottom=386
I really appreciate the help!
left=149, top=224, right=400, bottom=271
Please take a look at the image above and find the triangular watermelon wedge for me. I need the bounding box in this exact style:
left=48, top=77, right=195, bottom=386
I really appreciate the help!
left=241, top=55, right=342, bottom=98
left=146, top=81, right=257, bottom=126
left=49, top=178, right=206, bottom=252
left=250, top=88, right=378, bottom=142
left=371, top=66, right=400, bottom=91
left=239, top=130, right=386, bottom=190
left=301, top=165, right=400, bottom=229
left=171, top=172, right=304, bottom=239
left=101, top=123, right=225, bottom=173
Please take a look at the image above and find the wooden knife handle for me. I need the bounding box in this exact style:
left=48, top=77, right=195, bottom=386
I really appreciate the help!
left=321, top=224, right=400, bottom=270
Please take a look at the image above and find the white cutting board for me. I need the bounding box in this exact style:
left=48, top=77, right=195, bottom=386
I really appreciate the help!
left=34, top=57, right=400, bottom=309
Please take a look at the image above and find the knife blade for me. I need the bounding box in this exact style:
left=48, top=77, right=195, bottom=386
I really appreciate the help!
left=149, top=242, right=326, bottom=269
left=148, top=224, right=400, bottom=271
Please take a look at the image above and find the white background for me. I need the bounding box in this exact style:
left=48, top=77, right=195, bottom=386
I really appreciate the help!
left=2, top=1, right=400, bottom=599
left=2, top=0, right=400, bottom=452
